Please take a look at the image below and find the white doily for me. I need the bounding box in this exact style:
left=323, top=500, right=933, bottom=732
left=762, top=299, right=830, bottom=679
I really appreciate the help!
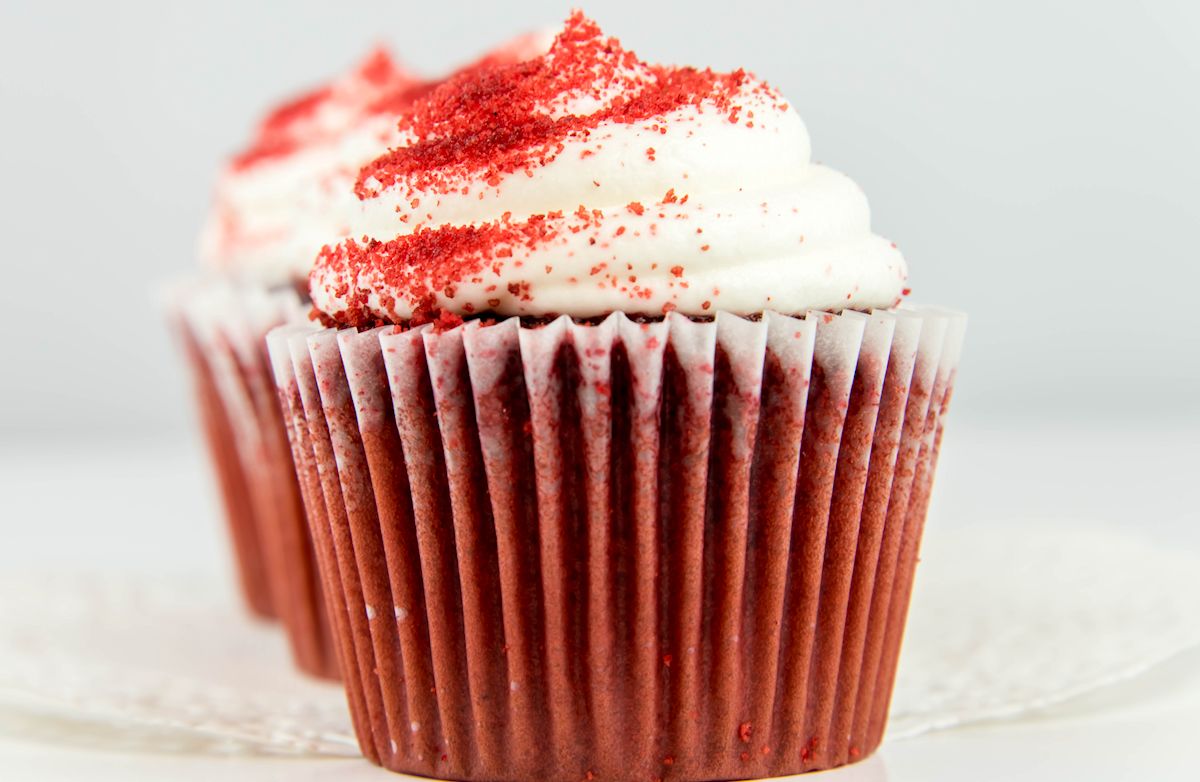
left=888, top=521, right=1200, bottom=736
left=0, top=572, right=356, bottom=757
left=1, top=522, right=1198, bottom=757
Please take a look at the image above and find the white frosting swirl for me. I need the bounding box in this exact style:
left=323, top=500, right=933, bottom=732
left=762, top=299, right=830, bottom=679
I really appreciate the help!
left=199, top=32, right=554, bottom=286
left=198, top=49, right=419, bottom=285
left=309, top=14, right=907, bottom=323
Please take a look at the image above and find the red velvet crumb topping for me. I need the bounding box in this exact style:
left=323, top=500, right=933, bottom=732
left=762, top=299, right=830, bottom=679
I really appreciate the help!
left=232, top=47, right=417, bottom=172
left=354, top=11, right=777, bottom=199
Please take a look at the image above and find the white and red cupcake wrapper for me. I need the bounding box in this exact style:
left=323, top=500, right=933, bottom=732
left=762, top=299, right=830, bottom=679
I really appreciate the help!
left=267, top=306, right=965, bottom=780
left=169, top=280, right=339, bottom=680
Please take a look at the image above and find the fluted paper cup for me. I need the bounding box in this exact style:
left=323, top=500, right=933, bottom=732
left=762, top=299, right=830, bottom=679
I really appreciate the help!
left=168, top=280, right=340, bottom=680
left=268, top=307, right=964, bottom=779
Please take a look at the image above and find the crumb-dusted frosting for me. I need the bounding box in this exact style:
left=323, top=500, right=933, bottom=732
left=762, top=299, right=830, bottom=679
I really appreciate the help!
left=311, top=12, right=908, bottom=326
left=199, top=32, right=553, bottom=285
left=229, top=48, right=415, bottom=173
left=199, top=47, right=421, bottom=283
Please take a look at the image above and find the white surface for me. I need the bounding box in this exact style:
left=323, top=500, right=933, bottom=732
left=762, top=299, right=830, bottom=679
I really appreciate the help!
left=3, top=1, right=1200, bottom=436
left=1, top=420, right=1198, bottom=780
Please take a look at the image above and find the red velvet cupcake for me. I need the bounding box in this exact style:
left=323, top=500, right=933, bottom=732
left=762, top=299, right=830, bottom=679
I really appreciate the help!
left=171, top=33, right=552, bottom=680
left=269, top=12, right=964, bottom=779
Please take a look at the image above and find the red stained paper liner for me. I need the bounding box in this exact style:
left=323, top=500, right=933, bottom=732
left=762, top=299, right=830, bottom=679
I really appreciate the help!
left=266, top=306, right=965, bottom=780
left=170, top=281, right=340, bottom=680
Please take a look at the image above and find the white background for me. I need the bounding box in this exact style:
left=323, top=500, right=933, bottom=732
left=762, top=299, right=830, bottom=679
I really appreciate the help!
left=1, top=0, right=1198, bottom=439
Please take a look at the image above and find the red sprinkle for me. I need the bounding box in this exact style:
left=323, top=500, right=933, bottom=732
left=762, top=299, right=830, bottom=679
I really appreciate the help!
left=355, top=12, right=771, bottom=200
left=232, top=32, right=553, bottom=174
left=315, top=213, right=563, bottom=326
left=232, top=48, right=418, bottom=172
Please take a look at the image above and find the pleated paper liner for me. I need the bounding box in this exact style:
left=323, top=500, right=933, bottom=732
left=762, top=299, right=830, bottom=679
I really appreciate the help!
left=170, top=280, right=340, bottom=680
left=266, top=306, right=965, bottom=780
left=173, top=305, right=272, bottom=619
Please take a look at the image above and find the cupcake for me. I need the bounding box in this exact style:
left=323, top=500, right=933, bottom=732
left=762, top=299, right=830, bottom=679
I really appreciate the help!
left=172, top=33, right=552, bottom=680
left=269, top=11, right=964, bottom=779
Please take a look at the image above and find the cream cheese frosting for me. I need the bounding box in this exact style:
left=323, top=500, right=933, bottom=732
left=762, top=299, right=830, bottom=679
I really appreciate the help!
left=199, top=32, right=554, bottom=286
left=199, top=48, right=421, bottom=285
left=310, top=12, right=909, bottom=325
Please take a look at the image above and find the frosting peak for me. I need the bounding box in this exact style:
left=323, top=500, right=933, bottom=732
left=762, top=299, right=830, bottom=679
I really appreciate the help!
left=356, top=13, right=779, bottom=202
left=311, top=13, right=908, bottom=325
